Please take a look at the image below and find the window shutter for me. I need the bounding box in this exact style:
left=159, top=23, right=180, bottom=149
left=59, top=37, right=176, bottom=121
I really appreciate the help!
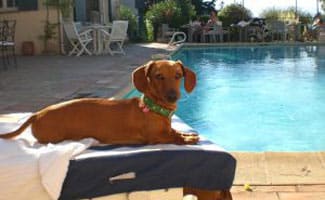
left=16, top=0, right=38, bottom=11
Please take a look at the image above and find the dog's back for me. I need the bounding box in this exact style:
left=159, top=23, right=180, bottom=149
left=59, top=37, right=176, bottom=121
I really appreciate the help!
left=31, top=98, right=153, bottom=144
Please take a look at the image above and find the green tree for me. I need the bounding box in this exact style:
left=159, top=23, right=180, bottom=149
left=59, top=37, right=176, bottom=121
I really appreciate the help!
left=260, top=8, right=279, bottom=20
left=145, top=0, right=180, bottom=40
left=218, top=3, right=252, bottom=27
left=119, top=5, right=138, bottom=40
left=144, top=0, right=217, bottom=16
left=145, top=0, right=195, bottom=40
left=261, top=7, right=312, bottom=24
left=175, top=0, right=196, bottom=26
left=191, top=0, right=217, bottom=15
left=145, top=1, right=181, bottom=27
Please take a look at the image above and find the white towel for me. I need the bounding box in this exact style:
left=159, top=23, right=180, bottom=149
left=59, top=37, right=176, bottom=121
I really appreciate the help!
left=0, top=115, right=97, bottom=200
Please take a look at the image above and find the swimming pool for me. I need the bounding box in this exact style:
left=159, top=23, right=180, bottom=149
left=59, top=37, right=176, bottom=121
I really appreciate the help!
left=129, top=45, right=325, bottom=151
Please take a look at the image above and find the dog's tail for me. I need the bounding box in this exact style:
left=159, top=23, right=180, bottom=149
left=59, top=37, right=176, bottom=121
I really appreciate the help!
left=0, top=115, right=36, bottom=139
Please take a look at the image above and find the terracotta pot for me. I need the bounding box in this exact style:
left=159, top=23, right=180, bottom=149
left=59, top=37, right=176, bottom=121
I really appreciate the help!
left=21, top=41, right=35, bottom=56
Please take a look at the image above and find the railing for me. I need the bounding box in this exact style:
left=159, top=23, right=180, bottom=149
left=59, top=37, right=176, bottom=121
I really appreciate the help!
left=168, top=32, right=187, bottom=46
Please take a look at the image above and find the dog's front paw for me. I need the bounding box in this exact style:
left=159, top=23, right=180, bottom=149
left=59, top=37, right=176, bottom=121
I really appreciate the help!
left=180, top=132, right=198, bottom=137
left=172, top=130, right=200, bottom=145
left=183, top=134, right=200, bottom=144
left=178, top=132, right=199, bottom=145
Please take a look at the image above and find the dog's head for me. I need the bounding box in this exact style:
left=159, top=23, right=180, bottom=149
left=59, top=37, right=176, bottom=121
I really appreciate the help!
left=132, top=60, right=196, bottom=106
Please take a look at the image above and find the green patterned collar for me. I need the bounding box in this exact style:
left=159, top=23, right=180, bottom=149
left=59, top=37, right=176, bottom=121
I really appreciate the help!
left=140, top=95, right=175, bottom=118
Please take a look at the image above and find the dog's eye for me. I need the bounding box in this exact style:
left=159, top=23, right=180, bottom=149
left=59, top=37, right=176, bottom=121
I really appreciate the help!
left=155, top=74, right=165, bottom=80
left=175, top=73, right=182, bottom=80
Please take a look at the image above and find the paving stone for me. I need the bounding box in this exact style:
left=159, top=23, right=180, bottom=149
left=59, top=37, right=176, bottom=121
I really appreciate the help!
left=278, top=192, right=325, bottom=200
left=232, top=185, right=297, bottom=193
left=232, top=191, right=279, bottom=200
left=297, top=185, right=325, bottom=192
left=0, top=43, right=167, bottom=114
left=231, top=152, right=268, bottom=185
left=318, top=152, right=325, bottom=168
left=95, top=79, right=113, bottom=85
left=265, top=152, right=325, bottom=185
left=231, top=186, right=245, bottom=192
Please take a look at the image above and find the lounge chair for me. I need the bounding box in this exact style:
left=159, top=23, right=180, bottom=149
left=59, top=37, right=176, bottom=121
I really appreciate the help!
left=60, top=116, right=236, bottom=200
left=0, top=114, right=236, bottom=200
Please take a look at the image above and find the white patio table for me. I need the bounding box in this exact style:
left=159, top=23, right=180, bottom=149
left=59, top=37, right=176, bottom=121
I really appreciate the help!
left=81, top=23, right=112, bottom=55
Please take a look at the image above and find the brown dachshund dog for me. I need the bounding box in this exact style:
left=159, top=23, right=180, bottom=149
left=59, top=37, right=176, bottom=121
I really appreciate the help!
left=0, top=60, right=199, bottom=145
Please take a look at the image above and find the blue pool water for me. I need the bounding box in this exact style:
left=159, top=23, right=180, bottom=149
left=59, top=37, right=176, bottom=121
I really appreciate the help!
left=128, top=45, right=325, bottom=151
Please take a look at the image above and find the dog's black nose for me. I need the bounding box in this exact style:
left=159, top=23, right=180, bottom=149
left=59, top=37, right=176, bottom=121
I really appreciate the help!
left=166, top=90, right=178, bottom=103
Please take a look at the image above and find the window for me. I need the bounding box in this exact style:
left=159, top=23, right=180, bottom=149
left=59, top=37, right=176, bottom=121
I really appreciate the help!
left=0, top=0, right=17, bottom=11
left=0, top=0, right=38, bottom=12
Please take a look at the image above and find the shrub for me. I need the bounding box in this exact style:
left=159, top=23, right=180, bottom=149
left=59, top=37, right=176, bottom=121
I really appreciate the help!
left=175, top=0, right=196, bottom=26
left=260, top=8, right=279, bottom=20
left=191, top=0, right=217, bottom=15
left=145, top=0, right=195, bottom=41
left=261, top=7, right=312, bottom=24
left=200, top=15, right=210, bottom=24
left=218, top=4, right=252, bottom=27
left=119, top=5, right=138, bottom=41
left=145, top=19, right=154, bottom=41
left=145, top=0, right=179, bottom=40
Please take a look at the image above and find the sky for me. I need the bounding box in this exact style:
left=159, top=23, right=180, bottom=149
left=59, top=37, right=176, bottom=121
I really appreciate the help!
left=214, top=0, right=323, bottom=17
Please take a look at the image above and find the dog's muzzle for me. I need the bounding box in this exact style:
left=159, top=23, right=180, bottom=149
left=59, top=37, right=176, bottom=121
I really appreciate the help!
left=166, top=90, right=178, bottom=103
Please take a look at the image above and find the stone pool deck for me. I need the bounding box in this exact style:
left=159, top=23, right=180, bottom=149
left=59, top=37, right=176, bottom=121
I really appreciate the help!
left=231, top=152, right=325, bottom=199
left=1, top=43, right=325, bottom=199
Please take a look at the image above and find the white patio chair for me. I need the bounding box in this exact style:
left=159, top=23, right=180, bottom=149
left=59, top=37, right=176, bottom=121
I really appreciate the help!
left=101, top=20, right=128, bottom=55
left=202, top=24, right=224, bottom=42
left=266, top=20, right=289, bottom=41
left=63, top=21, right=94, bottom=56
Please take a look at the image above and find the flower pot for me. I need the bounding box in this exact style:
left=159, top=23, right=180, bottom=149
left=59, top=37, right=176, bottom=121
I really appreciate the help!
left=21, top=41, right=35, bottom=56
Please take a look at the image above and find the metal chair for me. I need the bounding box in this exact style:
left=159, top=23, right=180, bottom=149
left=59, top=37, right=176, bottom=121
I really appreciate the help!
left=101, top=20, right=128, bottom=55
left=202, top=24, right=224, bottom=43
left=267, top=20, right=289, bottom=41
left=0, top=20, right=17, bottom=68
left=319, top=25, right=325, bottom=42
left=63, top=21, right=94, bottom=56
left=0, top=21, right=5, bottom=69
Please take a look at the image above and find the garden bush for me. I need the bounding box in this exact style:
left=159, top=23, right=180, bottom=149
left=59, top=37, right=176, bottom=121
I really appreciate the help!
left=261, top=7, right=312, bottom=24
left=119, top=5, right=138, bottom=41
left=218, top=4, right=252, bottom=27
left=145, top=0, right=195, bottom=41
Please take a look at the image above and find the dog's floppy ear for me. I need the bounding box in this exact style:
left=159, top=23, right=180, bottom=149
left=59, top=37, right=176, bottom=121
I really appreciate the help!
left=183, top=67, right=196, bottom=93
left=176, top=60, right=196, bottom=93
left=132, top=61, right=155, bottom=93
